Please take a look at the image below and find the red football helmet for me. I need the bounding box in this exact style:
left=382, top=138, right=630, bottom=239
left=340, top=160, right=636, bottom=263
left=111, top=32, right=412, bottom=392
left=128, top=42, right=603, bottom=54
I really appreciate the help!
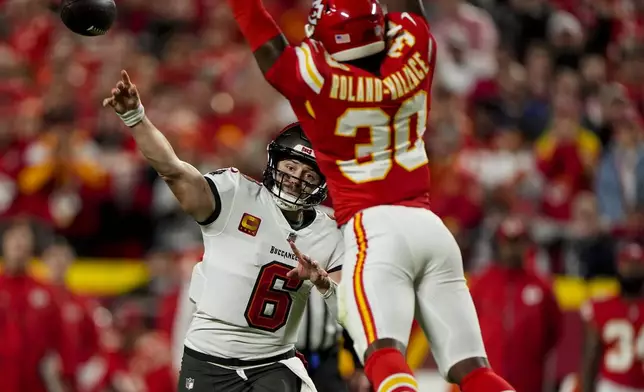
left=305, top=0, right=386, bottom=62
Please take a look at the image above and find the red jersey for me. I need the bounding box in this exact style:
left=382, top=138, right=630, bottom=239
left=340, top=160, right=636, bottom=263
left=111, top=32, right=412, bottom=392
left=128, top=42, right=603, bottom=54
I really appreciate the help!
left=266, top=12, right=436, bottom=225
left=469, top=266, right=562, bottom=392
left=51, top=286, right=100, bottom=386
left=0, top=274, right=72, bottom=392
left=581, top=296, right=644, bottom=388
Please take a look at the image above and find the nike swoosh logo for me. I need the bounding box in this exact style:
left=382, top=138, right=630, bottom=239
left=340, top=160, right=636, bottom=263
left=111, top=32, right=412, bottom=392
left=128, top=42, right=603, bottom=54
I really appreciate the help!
left=401, top=12, right=417, bottom=25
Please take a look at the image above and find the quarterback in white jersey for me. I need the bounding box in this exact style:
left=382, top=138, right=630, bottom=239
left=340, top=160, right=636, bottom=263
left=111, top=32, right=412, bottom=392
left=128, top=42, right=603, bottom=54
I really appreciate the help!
left=103, top=71, right=343, bottom=392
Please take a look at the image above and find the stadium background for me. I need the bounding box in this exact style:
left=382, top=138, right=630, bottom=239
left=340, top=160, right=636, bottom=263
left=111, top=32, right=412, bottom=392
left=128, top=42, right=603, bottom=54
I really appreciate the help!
left=2, top=0, right=644, bottom=390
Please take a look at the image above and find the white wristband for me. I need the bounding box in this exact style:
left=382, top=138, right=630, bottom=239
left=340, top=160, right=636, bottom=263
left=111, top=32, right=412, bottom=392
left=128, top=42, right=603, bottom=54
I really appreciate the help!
left=118, top=103, right=145, bottom=127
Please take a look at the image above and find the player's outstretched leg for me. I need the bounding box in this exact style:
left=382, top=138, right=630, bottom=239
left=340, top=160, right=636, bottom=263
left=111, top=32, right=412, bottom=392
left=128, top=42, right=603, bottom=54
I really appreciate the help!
left=338, top=210, right=418, bottom=392
left=414, top=216, right=514, bottom=392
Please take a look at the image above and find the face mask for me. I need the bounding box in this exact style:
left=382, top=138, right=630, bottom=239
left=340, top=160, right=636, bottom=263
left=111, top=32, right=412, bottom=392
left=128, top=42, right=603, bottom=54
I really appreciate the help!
left=619, top=276, right=644, bottom=296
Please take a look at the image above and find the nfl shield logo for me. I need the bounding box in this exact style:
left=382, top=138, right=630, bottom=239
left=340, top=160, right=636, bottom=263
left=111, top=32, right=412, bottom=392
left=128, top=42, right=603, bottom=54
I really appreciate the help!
left=288, top=232, right=297, bottom=243
left=185, top=378, right=195, bottom=390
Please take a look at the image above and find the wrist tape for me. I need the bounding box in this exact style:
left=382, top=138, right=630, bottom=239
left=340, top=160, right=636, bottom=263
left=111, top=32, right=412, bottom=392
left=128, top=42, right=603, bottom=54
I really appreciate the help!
left=118, top=103, right=145, bottom=127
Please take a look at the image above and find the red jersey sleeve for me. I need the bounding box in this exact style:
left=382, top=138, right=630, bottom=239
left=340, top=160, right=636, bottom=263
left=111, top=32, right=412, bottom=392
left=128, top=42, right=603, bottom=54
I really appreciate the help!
left=386, top=12, right=435, bottom=64
left=265, top=39, right=330, bottom=100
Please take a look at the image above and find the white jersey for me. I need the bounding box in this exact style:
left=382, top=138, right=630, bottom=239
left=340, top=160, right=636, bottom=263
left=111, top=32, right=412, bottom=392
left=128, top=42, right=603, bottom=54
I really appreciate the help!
left=184, top=167, right=344, bottom=360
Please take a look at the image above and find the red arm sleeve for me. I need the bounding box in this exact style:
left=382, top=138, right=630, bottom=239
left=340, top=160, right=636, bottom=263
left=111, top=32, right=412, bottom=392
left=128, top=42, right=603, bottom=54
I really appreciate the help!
left=265, top=40, right=329, bottom=100
left=224, top=0, right=282, bottom=52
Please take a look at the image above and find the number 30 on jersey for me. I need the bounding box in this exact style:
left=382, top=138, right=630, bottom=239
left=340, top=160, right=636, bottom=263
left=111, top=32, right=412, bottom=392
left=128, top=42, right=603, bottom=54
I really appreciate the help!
left=335, top=90, right=429, bottom=184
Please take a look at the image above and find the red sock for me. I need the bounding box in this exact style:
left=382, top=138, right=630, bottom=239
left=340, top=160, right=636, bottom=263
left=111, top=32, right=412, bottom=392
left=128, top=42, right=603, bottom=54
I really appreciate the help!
left=364, top=348, right=418, bottom=391
left=459, top=368, right=515, bottom=392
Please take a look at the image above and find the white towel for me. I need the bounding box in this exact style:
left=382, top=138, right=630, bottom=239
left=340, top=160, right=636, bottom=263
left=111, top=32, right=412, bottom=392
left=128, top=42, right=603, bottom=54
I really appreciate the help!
left=279, top=357, right=318, bottom=392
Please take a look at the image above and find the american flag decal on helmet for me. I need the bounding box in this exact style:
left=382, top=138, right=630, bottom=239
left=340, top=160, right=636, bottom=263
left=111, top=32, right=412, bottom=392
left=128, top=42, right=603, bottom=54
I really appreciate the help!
left=335, top=34, right=351, bottom=44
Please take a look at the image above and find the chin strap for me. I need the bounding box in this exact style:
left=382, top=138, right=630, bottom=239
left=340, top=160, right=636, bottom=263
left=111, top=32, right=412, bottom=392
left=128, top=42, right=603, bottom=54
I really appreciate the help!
left=272, top=194, right=299, bottom=211
left=271, top=184, right=301, bottom=211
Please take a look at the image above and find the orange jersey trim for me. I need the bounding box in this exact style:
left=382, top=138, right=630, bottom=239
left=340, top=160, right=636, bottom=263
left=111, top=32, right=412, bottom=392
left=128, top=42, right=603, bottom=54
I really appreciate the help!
left=352, top=212, right=378, bottom=343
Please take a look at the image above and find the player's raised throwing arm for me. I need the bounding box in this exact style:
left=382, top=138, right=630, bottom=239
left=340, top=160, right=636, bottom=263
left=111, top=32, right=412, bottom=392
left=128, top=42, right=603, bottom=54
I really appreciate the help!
left=102, top=70, right=216, bottom=223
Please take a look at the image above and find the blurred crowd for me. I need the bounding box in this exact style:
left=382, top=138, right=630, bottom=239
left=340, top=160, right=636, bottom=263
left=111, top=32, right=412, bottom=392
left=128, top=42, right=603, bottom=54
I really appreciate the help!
left=2, top=0, right=644, bottom=390
left=1, top=0, right=643, bottom=271
left=426, top=0, right=644, bottom=276
left=1, top=0, right=643, bottom=273
left=1, top=221, right=195, bottom=391
left=1, top=0, right=304, bottom=258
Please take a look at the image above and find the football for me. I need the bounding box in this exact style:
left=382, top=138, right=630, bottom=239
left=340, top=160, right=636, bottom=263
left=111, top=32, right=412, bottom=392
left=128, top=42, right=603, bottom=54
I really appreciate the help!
left=60, top=0, right=117, bottom=36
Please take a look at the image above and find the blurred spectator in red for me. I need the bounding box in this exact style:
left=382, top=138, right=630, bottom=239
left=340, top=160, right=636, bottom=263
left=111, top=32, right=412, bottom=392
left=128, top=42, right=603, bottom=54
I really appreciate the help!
left=105, top=300, right=176, bottom=392
left=0, top=97, right=39, bottom=221
left=17, top=108, right=111, bottom=240
left=42, top=237, right=101, bottom=391
left=129, top=332, right=176, bottom=392
left=431, top=168, right=483, bottom=265
left=4, top=0, right=56, bottom=74
left=80, top=303, right=142, bottom=392
left=0, top=221, right=73, bottom=392
left=536, top=69, right=601, bottom=221
left=468, top=216, right=563, bottom=392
